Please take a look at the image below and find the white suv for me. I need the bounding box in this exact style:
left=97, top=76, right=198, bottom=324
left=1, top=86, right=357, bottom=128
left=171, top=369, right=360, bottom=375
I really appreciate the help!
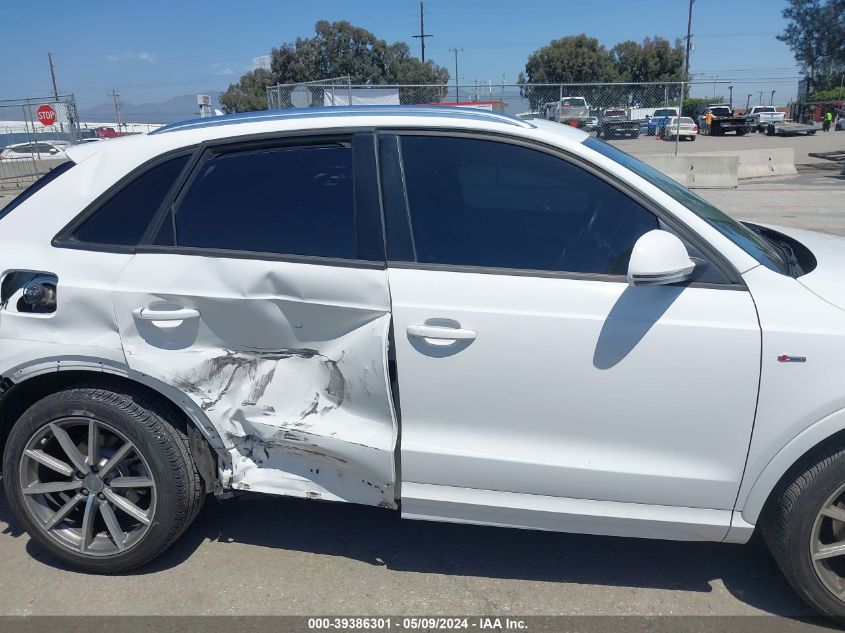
left=2, top=106, right=845, bottom=620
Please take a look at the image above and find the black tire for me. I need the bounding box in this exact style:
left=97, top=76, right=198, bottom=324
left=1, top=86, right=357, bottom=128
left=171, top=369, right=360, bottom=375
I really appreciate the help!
left=3, top=384, right=205, bottom=573
left=736, top=130, right=748, bottom=136
left=762, top=443, right=845, bottom=622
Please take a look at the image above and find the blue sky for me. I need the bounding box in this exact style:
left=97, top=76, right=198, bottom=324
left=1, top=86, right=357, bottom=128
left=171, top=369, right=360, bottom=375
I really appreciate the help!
left=0, top=0, right=802, bottom=111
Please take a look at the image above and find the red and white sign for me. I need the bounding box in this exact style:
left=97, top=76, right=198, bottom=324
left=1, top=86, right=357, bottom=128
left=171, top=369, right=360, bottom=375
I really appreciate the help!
left=36, top=104, right=57, bottom=126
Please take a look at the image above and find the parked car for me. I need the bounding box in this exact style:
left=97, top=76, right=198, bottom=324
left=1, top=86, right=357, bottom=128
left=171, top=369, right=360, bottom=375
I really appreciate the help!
left=0, top=141, right=70, bottom=161
left=660, top=116, right=699, bottom=141
left=5, top=106, right=845, bottom=621
left=745, top=105, right=786, bottom=132
left=597, top=108, right=640, bottom=139
left=92, top=126, right=121, bottom=139
left=545, top=96, right=590, bottom=127
left=585, top=116, right=599, bottom=132
left=646, top=107, right=678, bottom=135
left=698, top=105, right=753, bottom=136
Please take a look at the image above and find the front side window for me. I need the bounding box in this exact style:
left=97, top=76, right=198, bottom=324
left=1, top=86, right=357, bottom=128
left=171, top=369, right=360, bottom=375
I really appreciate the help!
left=584, top=136, right=787, bottom=274
left=71, top=154, right=190, bottom=246
left=173, top=143, right=356, bottom=259
left=395, top=136, right=658, bottom=275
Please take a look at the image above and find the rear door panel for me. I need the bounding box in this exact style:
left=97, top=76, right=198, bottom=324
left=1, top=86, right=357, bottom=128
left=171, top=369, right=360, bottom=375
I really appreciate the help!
left=112, top=132, right=398, bottom=507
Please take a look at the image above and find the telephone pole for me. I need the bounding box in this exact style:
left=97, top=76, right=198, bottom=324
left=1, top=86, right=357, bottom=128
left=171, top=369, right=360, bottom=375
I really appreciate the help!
left=683, top=0, right=695, bottom=80
left=107, top=89, right=122, bottom=131
left=449, top=48, right=463, bottom=102
left=47, top=53, right=59, bottom=101
left=412, top=1, right=433, bottom=62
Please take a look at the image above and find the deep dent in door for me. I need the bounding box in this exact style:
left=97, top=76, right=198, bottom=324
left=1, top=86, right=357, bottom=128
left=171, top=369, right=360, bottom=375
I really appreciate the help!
left=114, top=259, right=398, bottom=509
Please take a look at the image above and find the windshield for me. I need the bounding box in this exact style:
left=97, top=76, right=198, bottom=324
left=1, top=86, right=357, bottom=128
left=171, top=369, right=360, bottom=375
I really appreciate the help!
left=583, top=137, right=788, bottom=274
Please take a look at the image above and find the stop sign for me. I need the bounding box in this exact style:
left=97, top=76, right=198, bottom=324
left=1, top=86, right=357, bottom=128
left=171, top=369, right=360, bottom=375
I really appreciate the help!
left=36, top=104, right=57, bottom=126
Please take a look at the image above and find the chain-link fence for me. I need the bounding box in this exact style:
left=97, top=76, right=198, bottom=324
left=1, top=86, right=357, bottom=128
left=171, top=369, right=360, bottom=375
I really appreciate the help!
left=267, top=80, right=740, bottom=151
left=0, top=95, right=81, bottom=187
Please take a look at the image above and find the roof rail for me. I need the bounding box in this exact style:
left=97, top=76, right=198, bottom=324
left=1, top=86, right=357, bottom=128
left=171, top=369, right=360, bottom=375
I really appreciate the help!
left=150, top=105, right=535, bottom=135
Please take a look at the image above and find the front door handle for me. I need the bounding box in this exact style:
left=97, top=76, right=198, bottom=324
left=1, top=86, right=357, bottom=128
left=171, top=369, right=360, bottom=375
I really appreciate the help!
left=407, top=324, right=477, bottom=341
left=132, top=307, right=200, bottom=322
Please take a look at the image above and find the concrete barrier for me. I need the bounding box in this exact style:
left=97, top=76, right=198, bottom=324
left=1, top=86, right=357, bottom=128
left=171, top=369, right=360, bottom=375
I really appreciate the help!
left=636, top=154, right=739, bottom=189
left=693, top=148, right=798, bottom=179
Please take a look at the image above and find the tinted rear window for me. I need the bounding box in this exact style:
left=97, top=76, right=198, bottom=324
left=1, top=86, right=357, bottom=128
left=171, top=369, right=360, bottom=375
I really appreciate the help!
left=173, top=144, right=357, bottom=258
left=71, top=154, right=190, bottom=246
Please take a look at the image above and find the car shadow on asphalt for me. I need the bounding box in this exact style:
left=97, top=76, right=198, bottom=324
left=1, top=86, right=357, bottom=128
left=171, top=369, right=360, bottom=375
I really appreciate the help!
left=0, top=488, right=813, bottom=617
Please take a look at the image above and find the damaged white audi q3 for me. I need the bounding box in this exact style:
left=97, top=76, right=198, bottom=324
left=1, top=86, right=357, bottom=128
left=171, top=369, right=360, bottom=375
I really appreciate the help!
left=4, top=106, right=845, bottom=620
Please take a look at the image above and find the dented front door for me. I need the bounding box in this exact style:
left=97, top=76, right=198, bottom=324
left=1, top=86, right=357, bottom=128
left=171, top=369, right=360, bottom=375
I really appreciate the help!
left=111, top=134, right=397, bottom=508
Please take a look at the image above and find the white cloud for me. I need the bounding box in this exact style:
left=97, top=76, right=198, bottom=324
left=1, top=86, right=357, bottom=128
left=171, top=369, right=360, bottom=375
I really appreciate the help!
left=211, top=62, right=235, bottom=76
left=105, top=51, right=156, bottom=63
left=252, top=55, right=271, bottom=71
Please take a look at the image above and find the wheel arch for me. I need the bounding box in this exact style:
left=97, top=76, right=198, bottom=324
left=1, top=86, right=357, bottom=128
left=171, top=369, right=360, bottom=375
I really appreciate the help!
left=0, top=359, right=227, bottom=488
left=741, top=407, right=845, bottom=525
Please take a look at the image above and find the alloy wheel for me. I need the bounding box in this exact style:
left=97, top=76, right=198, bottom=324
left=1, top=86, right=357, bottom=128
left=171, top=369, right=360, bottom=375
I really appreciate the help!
left=18, top=417, right=156, bottom=556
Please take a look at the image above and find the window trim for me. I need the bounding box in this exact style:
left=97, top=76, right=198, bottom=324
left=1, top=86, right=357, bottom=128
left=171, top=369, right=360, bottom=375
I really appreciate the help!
left=52, top=147, right=199, bottom=253
left=377, top=128, right=745, bottom=289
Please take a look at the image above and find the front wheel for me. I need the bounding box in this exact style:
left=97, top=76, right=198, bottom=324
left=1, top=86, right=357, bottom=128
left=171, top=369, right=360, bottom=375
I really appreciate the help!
left=762, top=444, right=845, bottom=622
left=2, top=384, right=205, bottom=573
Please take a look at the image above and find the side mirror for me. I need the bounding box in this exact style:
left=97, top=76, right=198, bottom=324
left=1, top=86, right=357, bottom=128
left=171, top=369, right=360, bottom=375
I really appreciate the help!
left=627, top=230, right=696, bottom=287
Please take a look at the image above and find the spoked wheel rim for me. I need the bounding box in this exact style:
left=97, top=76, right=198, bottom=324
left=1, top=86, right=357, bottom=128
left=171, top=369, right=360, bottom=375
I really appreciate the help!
left=18, top=417, right=156, bottom=557
left=811, top=482, right=845, bottom=600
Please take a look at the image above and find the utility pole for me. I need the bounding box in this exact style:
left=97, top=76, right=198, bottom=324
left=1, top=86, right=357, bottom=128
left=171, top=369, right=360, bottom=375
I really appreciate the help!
left=107, top=89, right=122, bottom=131
left=412, top=1, right=433, bottom=62
left=771, top=90, right=776, bottom=106
left=683, top=0, right=695, bottom=80
left=48, top=53, right=59, bottom=101
left=746, top=94, right=752, bottom=110
left=728, top=85, right=733, bottom=109
left=758, top=90, right=764, bottom=105
left=48, top=52, right=64, bottom=132
left=449, top=48, right=463, bottom=102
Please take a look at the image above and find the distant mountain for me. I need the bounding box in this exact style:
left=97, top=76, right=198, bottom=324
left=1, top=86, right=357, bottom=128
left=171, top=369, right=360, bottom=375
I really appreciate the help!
left=77, top=92, right=224, bottom=124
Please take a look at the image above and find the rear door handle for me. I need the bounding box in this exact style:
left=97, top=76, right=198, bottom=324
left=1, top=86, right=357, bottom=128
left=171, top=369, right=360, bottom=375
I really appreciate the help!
left=406, top=324, right=477, bottom=341
left=132, top=307, right=200, bottom=322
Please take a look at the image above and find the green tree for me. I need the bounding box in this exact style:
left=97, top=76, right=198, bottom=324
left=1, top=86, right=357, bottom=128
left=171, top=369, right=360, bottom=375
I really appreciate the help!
left=219, top=68, right=276, bottom=113
left=778, top=0, right=845, bottom=91
left=611, top=37, right=686, bottom=82
left=221, top=20, right=449, bottom=112
left=523, top=34, right=616, bottom=84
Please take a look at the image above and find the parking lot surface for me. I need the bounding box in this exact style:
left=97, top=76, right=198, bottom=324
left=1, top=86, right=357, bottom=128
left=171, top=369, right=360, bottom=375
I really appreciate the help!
left=620, top=127, right=845, bottom=166
left=0, top=140, right=844, bottom=622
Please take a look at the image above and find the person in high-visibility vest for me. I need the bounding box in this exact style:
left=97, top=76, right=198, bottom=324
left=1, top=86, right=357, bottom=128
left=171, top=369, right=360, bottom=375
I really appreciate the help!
left=704, top=110, right=714, bottom=135
left=823, top=110, right=833, bottom=132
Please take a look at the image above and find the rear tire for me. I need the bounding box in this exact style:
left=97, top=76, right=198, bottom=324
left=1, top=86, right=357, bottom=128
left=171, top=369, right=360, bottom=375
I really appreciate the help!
left=762, top=443, right=845, bottom=622
left=2, top=384, right=205, bottom=573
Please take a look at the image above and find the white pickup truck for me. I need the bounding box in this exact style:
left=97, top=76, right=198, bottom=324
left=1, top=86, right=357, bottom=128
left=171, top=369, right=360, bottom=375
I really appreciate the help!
left=745, top=106, right=786, bottom=132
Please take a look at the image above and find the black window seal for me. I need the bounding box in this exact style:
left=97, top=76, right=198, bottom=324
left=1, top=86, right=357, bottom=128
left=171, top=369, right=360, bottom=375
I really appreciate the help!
left=52, top=146, right=199, bottom=250
left=376, top=127, right=746, bottom=289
